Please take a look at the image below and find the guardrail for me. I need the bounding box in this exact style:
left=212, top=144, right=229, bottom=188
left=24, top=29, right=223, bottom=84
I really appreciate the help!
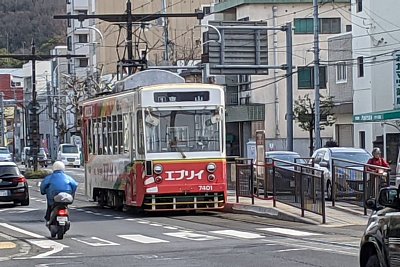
left=272, top=159, right=326, bottom=224
left=234, top=158, right=254, bottom=204
left=331, top=157, right=390, bottom=215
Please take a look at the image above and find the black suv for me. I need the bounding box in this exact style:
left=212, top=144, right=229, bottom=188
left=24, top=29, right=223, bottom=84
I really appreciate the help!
left=360, top=186, right=400, bottom=267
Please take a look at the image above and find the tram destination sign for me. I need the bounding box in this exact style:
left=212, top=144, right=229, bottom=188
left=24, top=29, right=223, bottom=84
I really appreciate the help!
left=154, top=92, right=210, bottom=102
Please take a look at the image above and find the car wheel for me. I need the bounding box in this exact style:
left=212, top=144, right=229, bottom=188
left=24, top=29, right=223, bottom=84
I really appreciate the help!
left=21, top=197, right=29, bottom=206
left=326, top=180, right=333, bottom=201
left=365, top=254, right=380, bottom=267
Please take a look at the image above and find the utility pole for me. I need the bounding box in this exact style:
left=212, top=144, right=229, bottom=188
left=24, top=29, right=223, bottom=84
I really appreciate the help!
left=54, top=0, right=203, bottom=77
left=313, top=0, right=321, bottom=150
left=285, top=22, right=293, bottom=151
left=162, top=0, right=169, bottom=62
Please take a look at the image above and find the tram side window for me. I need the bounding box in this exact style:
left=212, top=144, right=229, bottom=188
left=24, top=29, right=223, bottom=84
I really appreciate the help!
left=87, top=119, right=93, bottom=155
left=97, top=118, right=103, bottom=155
left=123, top=113, right=130, bottom=154
left=112, top=115, right=118, bottom=154
left=107, top=116, right=112, bottom=155
left=137, top=111, right=144, bottom=154
left=118, top=114, right=123, bottom=154
left=102, top=118, right=107, bottom=155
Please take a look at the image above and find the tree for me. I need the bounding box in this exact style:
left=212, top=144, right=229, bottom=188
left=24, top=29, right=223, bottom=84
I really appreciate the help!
left=293, top=94, right=336, bottom=156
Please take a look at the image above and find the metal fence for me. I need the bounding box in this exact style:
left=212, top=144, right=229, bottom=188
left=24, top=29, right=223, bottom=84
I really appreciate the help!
left=272, top=159, right=326, bottom=224
left=234, top=158, right=254, bottom=204
left=331, top=158, right=390, bottom=215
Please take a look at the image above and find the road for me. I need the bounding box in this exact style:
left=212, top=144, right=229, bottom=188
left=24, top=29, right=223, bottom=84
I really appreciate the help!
left=0, top=167, right=363, bottom=267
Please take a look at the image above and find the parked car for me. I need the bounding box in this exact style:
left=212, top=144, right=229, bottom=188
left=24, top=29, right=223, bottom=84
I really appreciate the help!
left=0, top=147, right=13, bottom=162
left=311, top=147, right=371, bottom=200
left=360, top=186, right=400, bottom=267
left=0, top=162, right=29, bottom=206
left=57, top=144, right=81, bottom=168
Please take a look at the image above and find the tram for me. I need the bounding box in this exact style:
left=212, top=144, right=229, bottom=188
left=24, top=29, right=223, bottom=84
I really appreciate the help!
left=81, top=70, right=226, bottom=211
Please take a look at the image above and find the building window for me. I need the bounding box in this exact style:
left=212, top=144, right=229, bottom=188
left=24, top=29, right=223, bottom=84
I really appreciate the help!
left=336, top=62, right=347, bottom=83
left=294, top=18, right=341, bottom=34
left=359, top=131, right=365, bottom=149
left=357, top=56, right=364, bottom=77
left=298, top=66, right=327, bottom=89
left=67, top=12, right=71, bottom=27
left=77, top=10, right=88, bottom=15
left=203, top=6, right=211, bottom=15
left=78, top=58, right=89, bottom=67
left=67, top=36, right=72, bottom=51
left=67, top=62, right=72, bottom=74
left=346, top=25, right=352, bottom=32
left=356, top=0, right=362, bottom=12
left=66, top=0, right=71, bottom=4
left=77, top=34, right=88, bottom=43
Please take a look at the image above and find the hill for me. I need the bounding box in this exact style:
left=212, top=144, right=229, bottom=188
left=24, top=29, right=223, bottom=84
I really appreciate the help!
left=0, top=0, right=66, bottom=55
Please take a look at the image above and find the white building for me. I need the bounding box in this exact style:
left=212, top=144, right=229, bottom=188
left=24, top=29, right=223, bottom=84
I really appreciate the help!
left=66, top=0, right=97, bottom=80
left=211, top=0, right=352, bottom=156
left=351, top=0, right=400, bottom=163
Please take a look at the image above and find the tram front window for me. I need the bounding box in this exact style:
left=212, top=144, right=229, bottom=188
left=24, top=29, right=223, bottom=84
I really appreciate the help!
left=144, top=110, right=221, bottom=153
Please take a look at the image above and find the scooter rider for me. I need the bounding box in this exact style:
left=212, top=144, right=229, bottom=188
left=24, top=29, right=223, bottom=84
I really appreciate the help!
left=40, top=161, right=78, bottom=225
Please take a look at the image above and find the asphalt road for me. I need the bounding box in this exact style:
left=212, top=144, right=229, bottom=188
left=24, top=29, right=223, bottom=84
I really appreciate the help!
left=0, top=167, right=364, bottom=267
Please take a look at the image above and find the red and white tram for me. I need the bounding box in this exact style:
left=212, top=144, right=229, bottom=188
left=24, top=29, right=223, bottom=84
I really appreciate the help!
left=81, top=70, right=226, bottom=211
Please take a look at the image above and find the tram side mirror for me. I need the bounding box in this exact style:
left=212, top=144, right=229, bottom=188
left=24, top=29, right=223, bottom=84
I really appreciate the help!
left=145, top=115, right=159, bottom=127
left=206, top=114, right=221, bottom=126
left=145, top=161, right=153, bottom=176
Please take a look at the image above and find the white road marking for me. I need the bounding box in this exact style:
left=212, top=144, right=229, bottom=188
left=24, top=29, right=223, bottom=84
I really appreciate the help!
left=76, top=209, right=84, bottom=211
left=163, top=226, right=178, bottom=230
left=118, top=234, right=169, bottom=244
left=0, top=208, right=38, bottom=214
left=104, top=214, right=113, bottom=217
left=149, top=223, right=163, bottom=227
left=258, top=228, right=321, bottom=237
left=71, top=237, right=119, bottom=247
left=124, top=218, right=136, bottom=221
left=27, top=239, right=68, bottom=259
left=275, top=248, right=309, bottom=253
left=164, top=231, right=221, bottom=241
left=0, top=223, right=44, bottom=238
left=137, top=220, right=150, bottom=224
left=210, top=230, right=264, bottom=239
left=114, top=217, right=124, bottom=219
left=84, top=211, right=93, bottom=214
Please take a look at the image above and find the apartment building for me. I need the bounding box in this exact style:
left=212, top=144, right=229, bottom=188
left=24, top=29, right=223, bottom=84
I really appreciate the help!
left=351, top=0, right=400, bottom=164
left=210, top=0, right=351, bottom=156
left=66, top=0, right=97, bottom=79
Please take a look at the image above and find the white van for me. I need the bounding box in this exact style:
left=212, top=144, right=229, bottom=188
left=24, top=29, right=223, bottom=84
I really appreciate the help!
left=57, top=144, right=81, bottom=168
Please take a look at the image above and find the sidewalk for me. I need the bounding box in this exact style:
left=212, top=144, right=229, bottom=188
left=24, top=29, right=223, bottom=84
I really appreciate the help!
left=225, top=191, right=369, bottom=226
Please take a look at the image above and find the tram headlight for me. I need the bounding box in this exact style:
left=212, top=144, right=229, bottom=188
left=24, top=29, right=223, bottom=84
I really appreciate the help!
left=155, top=176, right=163, bottom=184
left=153, top=164, right=163, bottom=174
left=207, top=174, right=216, bottom=182
left=207, top=163, right=216, bottom=173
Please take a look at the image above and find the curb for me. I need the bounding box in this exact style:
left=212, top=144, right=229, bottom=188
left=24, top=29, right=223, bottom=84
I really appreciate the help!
left=223, top=202, right=320, bottom=225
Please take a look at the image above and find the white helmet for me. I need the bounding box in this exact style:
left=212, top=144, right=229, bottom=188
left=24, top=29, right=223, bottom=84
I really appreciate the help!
left=53, top=161, right=65, bottom=172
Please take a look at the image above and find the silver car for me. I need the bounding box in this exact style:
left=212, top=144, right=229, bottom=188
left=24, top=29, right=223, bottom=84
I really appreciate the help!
left=0, top=147, right=13, bottom=162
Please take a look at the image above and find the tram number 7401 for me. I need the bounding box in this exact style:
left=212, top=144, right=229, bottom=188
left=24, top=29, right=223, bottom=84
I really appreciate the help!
left=198, top=185, right=213, bottom=191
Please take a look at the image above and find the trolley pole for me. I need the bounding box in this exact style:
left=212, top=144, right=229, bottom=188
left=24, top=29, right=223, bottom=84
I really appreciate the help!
left=313, top=0, right=321, bottom=150
left=0, top=93, right=4, bottom=146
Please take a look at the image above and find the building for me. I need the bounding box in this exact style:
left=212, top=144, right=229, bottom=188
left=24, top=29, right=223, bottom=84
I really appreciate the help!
left=327, top=32, right=354, bottom=147
left=66, top=0, right=97, bottom=80
left=351, top=0, right=400, bottom=164
left=209, top=0, right=351, bottom=157
left=0, top=72, right=24, bottom=158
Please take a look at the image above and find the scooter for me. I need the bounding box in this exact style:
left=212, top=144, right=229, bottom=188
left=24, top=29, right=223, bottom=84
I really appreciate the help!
left=48, top=193, right=73, bottom=240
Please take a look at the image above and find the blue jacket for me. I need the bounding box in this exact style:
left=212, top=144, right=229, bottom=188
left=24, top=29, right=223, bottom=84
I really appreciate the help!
left=40, top=170, right=78, bottom=205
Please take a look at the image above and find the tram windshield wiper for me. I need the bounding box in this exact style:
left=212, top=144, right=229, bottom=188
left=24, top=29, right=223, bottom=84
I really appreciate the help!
left=175, top=146, right=187, bottom=159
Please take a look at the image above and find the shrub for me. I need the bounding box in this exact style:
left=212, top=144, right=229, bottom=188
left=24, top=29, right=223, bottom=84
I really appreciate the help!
left=24, top=170, right=51, bottom=179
